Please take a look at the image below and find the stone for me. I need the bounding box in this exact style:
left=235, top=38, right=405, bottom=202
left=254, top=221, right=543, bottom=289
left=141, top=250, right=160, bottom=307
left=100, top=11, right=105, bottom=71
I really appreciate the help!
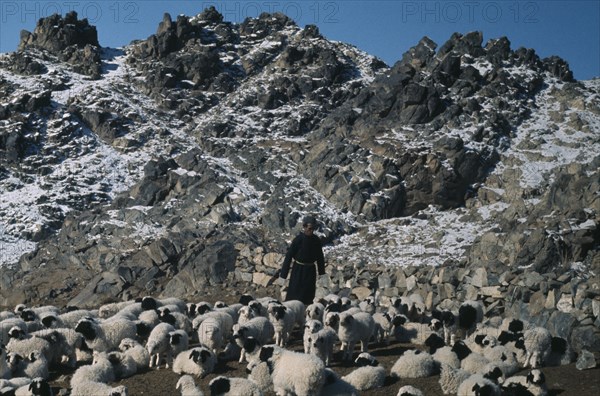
left=252, top=272, right=272, bottom=287
left=378, top=273, right=393, bottom=289
left=557, top=294, right=575, bottom=313
left=545, top=289, right=558, bottom=309
left=576, top=350, right=597, bottom=370
left=352, top=286, right=372, bottom=301
left=593, top=299, right=600, bottom=318
left=262, top=252, right=284, bottom=269
left=405, top=275, right=417, bottom=292
left=528, top=290, right=546, bottom=316
left=471, top=267, right=488, bottom=288
left=479, top=286, right=503, bottom=299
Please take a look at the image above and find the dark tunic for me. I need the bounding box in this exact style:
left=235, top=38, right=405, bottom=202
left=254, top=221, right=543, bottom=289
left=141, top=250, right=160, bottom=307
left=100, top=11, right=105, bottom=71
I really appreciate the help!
left=280, top=233, right=325, bottom=305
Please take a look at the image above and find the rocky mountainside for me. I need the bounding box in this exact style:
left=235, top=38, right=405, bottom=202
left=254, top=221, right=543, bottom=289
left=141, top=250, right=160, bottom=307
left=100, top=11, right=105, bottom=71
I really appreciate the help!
left=1, top=9, right=598, bottom=352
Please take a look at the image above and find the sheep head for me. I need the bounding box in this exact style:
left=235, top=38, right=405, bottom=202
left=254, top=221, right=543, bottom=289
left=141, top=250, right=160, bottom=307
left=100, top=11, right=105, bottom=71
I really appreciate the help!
left=75, top=319, right=97, bottom=340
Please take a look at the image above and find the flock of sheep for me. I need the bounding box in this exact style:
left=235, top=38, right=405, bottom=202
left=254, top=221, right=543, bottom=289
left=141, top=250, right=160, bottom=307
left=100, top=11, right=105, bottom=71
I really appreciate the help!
left=0, top=291, right=575, bottom=395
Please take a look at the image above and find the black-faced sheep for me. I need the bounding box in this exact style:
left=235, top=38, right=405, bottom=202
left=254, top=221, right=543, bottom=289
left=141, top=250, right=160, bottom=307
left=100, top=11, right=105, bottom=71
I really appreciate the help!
left=458, top=300, right=484, bottom=338
left=118, top=338, right=150, bottom=372
left=74, top=317, right=137, bottom=353
left=267, top=304, right=295, bottom=347
left=173, top=347, right=216, bottom=378
left=456, top=373, right=501, bottom=396
left=232, top=317, right=275, bottom=363
left=321, top=368, right=358, bottom=396
left=397, top=385, right=425, bottom=396
left=208, top=375, right=262, bottom=396
left=502, top=369, right=548, bottom=396
left=341, top=352, right=386, bottom=391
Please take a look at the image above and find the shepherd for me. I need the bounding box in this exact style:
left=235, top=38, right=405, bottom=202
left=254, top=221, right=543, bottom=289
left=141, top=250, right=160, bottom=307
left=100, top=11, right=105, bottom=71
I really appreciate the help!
left=278, top=215, right=326, bottom=305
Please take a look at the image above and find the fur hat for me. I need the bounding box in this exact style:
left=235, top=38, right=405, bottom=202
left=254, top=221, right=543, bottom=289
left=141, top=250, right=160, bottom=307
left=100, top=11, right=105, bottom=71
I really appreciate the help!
left=302, top=216, right=317, bottom=227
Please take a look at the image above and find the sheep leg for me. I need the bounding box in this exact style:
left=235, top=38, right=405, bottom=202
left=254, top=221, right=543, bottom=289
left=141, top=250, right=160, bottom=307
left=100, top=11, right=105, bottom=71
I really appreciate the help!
left=360, top=339, right=369, bottom=353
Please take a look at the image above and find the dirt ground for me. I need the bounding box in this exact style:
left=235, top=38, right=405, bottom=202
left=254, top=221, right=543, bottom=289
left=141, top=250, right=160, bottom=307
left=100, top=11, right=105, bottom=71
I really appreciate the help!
left=47, top=325, right=600, bottom=396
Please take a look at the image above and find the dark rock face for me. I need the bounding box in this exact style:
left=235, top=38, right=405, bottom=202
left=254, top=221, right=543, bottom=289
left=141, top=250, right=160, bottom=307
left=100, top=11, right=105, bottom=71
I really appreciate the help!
left=18, top=11, right=101, bottom=78
left=18, top=11, right=99, bottom=52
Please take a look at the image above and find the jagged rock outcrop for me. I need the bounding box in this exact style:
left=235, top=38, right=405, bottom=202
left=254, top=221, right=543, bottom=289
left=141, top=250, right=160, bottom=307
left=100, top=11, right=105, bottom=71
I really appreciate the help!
left=18, top=11, right=102, bottom=78
left=0, top=8, right=598, bottom=354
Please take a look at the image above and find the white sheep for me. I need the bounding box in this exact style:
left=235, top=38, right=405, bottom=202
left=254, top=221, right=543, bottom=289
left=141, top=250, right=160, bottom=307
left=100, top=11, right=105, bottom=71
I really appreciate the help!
left=71, top=381, right=128, bottom=396
left=337, top=311, right=376, bottom=361
left=282, top=300, right=306, bottom=329
left=146, top=322, right=176, bottom=368
left=159, top=308, right=193, bottom=335
left=456, top=373, right=501, bottom=396
left=74, top=317, right=137, bottom=352
left=192, top=311, right=233, bottom=344
left=172, top=347, right=216, bottom=378
left=246, top=358, right=274, bottom=395
left=169, top=330, right=190, bottom=360
left=13, top=377, right=55, bottom=396
left=106, top=351, right=137, bottom=379
left=373, top=311, right=405, bottom=345
left=215, top=302, right=242, bottom=324
left=308, top=327, right=337, bottom=366
left=303, top=319, right=324, bottom=354
left=267, top=304, right=295, bottom=347
left=484, top=345, right=520, bottom=376
left=30, top=328, right=85, bottom=368
left=523, top=327, right=552, bottom=368
left=341, top=352, right=385, bottom=391
left=197, top=316, right=224, bottom=355
left=257, top=344, right=326, bottom=396
left=395, top=322, right=436, bottom=345
left=0, top=317, right=27, bottom=346
left=237, top=305, right=256, bottom=325
left=439, top=363, right=471, bottom=395
left=118, top=338, right=150, bottom=372
left=97, top=300, right=136, bottom=318
left=502, top=369, right=548, bottom=396
left=10, top=351, right=49, bottom=380
left=320, top=368, right=358, bottom=396
left=461, top=350, right=491, bottom=374
left=432, top=346, right=461, bottom=369
left=305, top=302, right=325, bottom=323
left=141, top=296, right=187, bottom=313
left=232, top=317, right=275, bottom=363
left=6, top=333, right=55, bottom=371
left=358, top=296, right=377, bottom=315
left=176, top=374, right=204, bottom=396
left=390, top=349, right=436, bottom=378
left=70, top=352, right=116, bottom=389
left=208, top=375, right=263, bottom=396
left=397, top=385, right=425, bottom=396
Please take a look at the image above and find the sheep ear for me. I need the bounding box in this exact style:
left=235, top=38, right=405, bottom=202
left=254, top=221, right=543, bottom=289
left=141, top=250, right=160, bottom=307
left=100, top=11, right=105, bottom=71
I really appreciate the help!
left=28, top=352, right=36, bottom=361
left=200, top=349, right=212, bottom=363
left=210, top=377, right=230, bottom=394
left=259, top=346, right=274, bottom=362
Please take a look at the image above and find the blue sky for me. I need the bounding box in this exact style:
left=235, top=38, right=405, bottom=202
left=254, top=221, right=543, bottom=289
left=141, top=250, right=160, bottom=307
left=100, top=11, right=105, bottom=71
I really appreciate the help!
left=1, top=1, right=598, bottom=79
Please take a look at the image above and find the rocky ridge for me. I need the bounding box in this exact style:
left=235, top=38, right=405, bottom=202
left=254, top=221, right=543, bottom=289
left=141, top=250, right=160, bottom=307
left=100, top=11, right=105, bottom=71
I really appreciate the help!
left=0, top=9, right=598, bottom=355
